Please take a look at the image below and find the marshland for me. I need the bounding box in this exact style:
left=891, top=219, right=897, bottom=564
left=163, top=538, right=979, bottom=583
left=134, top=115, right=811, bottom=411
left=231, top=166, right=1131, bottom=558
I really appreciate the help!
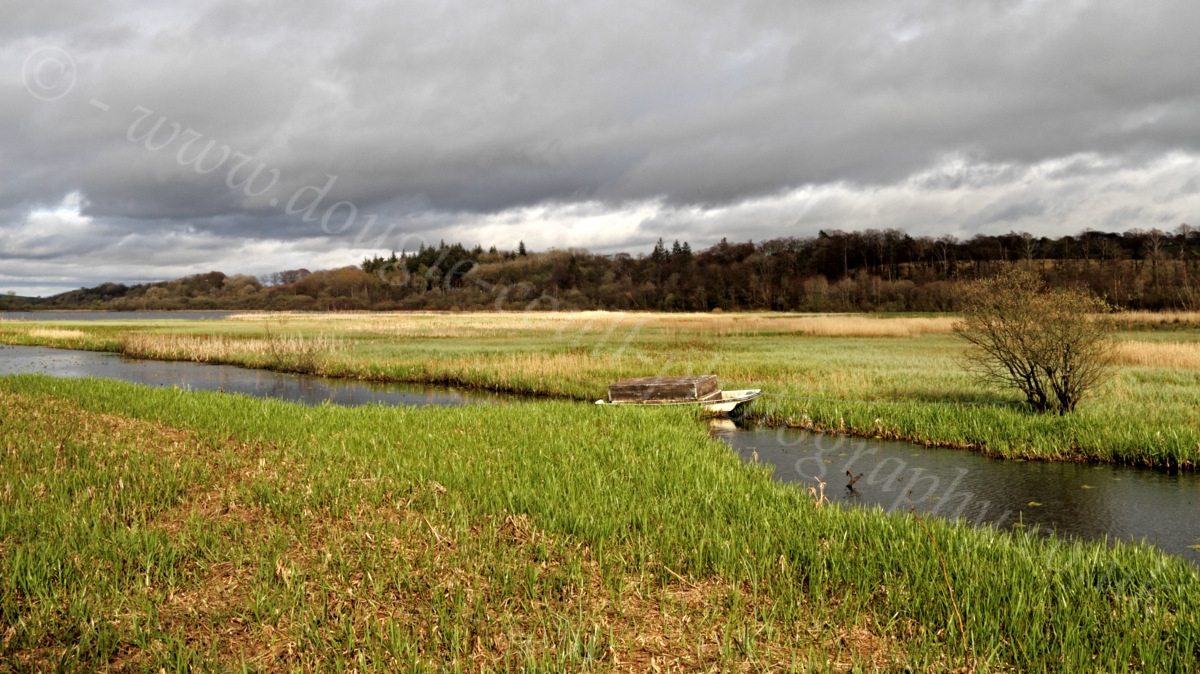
left=2, top=311, right=1199, bottom=670
left=5, top=310, right=1200, bottom=467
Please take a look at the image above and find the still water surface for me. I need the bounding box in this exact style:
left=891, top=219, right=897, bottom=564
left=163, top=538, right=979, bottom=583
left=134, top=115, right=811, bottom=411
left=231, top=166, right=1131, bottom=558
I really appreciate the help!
left=2, top=345, right=1198, bottom=560
left=0, top=311, right=235, bottom=321
left=0, top=345, right=518, bottom=407
left=713, top=422, right=1200, bottom=560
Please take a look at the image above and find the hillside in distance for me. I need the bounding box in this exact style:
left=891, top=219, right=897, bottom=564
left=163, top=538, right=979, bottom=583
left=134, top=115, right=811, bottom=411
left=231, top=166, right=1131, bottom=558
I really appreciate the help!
left=15, top=228, right=1200, bottom=313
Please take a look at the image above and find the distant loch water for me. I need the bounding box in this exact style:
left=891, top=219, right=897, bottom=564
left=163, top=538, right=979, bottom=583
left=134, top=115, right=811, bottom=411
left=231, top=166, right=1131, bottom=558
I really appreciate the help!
left=0, top=311, right=235, bottom=321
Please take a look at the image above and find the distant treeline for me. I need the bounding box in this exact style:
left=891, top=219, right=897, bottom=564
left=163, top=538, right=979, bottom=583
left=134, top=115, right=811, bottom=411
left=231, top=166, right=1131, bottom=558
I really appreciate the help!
left=17, top=226, right=1200, bottom=312
left=0, top=292, right=35, bottom=311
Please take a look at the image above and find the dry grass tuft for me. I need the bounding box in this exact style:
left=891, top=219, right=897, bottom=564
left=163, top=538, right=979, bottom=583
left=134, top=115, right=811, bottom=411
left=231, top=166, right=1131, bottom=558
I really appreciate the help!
left=777, top=315, right=956, bottom=337
left=140, top=501, right=907, bottom=672
left=26, top=328, right=86, bottom=339
left=565, top=312, right=957, bottom=337
left=1114, top=341, right=1200, bottom=369
left=118, top=332, right=344, bottom=364
left=224, top=311, right=957, bottom=338
left=0, top=388, right=202, bottom=460
left=1112, top=311, right=1200, bottom=325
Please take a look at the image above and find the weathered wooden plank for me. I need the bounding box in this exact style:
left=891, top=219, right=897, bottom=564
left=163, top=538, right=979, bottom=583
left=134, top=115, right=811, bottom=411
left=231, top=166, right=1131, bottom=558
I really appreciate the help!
left=607, top=375, right=719, bottom=403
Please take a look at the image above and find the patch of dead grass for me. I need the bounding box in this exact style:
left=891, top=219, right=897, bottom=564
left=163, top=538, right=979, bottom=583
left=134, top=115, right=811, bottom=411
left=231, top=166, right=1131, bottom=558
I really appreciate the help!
left=25, top=328, right=86, bottom=339
left=0, top=388, right=204, bottom=463
left=129, top=478, right=912, bottom=672
left=117, top=332, right=344, bottom=363
left=224, top=311, right=959, bottom=339
left=1112, top=311, right=1200, bottom=325
left=1114, top=341, right=1200, bottom=369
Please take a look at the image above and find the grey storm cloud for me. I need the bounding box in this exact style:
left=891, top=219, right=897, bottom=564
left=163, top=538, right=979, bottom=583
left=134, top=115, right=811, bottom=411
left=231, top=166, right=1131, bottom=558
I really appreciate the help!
left=2, top=0, right=1200, bottom=293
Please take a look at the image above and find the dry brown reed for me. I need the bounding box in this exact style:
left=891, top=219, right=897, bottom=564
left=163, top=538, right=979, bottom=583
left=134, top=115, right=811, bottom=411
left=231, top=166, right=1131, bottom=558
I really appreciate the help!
left=774, top=315, right=956, bottom=337
left=1111, top=311, right=1200, bottom=325
left=224, top=311, right=956, bottom=338
left=1113, top=340, right=1200, bottom=369
left=118, top=333, right=344, bottom=363
left=26, top=328, right=86, bottom=339
left=555, top=312, right=957, bottom=337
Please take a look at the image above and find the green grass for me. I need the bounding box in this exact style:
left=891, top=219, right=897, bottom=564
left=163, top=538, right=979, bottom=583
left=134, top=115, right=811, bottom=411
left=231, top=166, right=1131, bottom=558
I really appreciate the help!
left=2, top=312, right=1199, bottom=470
left=1, top=375, right=1198, bottom=670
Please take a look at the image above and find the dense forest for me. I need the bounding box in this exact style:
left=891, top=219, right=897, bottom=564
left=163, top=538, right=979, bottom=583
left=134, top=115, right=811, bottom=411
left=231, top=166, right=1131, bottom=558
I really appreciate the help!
left=13, top=226, right=1200, bottom=312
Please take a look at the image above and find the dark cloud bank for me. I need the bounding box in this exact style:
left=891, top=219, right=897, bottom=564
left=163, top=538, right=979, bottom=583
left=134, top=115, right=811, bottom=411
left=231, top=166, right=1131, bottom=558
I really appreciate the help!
left=2, top=0, right=1199, bottom=294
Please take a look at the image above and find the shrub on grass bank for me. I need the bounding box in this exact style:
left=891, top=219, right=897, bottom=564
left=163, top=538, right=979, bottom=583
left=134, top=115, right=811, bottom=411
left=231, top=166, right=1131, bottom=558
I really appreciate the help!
left=955, top=268, right=1115, bottom=414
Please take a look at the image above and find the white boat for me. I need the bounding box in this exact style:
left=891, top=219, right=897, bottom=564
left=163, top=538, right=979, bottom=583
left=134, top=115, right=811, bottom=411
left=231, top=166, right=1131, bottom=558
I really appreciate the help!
left=701, top=389, right=762, bottom=413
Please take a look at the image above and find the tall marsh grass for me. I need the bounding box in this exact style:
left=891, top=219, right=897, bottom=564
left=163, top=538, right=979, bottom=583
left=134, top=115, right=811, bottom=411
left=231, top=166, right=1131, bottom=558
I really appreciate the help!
left=1115, top=340, right=1200, bottom=369
left=1, top=376, right=1197, bottom=670
left=118, top=332, right=344, bottom=372
left=779, top=315, right=956, bottom=336
left=7, top=312, right=1200, bottom=469
left=25, top=328, right=86, bottom=340
left=227, top=310, right=958, bottom=338
left=1112, top=310, right=1200, bottom=326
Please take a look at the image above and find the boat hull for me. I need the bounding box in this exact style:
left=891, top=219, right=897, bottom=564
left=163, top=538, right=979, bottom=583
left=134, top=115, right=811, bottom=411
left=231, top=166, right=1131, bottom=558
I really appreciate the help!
left=703, top=389, right=761, bottom=413
left=596, top=389, right=761, bottom=413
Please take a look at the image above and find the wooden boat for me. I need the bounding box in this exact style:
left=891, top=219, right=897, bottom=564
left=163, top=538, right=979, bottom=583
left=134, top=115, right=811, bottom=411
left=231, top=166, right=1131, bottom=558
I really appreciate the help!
left=597, top=375, right=761, bottom=413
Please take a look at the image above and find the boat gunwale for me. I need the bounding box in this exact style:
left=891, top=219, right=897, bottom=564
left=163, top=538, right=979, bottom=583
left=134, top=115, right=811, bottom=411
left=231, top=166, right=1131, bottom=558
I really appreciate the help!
left=597, top=389, right=762, bottom=408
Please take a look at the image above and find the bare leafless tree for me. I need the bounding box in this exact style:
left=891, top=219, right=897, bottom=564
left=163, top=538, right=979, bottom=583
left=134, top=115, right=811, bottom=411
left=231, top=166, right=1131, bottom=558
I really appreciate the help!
left=955, top=268, right=1115, bottom=414
left=1174, top=223, right=1193, bottom=250
left=935, top=234, right=958, bottom=276
left=1019, top=231, right=1036, bottom=268
left=1144, top=228, right=1167, bottom=286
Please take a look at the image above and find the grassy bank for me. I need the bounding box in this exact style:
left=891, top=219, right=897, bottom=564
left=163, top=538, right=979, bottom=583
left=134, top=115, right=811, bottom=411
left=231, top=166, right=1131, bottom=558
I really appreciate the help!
left=2, top=375, right=1198, bottom=670
left=3, top=312, right=1200, bottom=470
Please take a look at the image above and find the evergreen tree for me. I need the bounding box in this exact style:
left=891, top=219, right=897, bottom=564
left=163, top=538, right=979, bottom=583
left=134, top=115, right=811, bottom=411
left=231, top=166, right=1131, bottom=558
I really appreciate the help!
left=677, top=241, right=693, bottom=263
left=651, top=238, right=666, bottom=262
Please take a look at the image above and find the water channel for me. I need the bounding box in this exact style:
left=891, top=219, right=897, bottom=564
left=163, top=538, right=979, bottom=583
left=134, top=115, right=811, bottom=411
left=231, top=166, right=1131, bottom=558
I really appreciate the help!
left=1, top=344, right=1197, bottom=561
left=0, top=311, right=236, bottom=321
left=0, top=345, right=518, bottom=408
left=713, top=422, right=1200, bottom=560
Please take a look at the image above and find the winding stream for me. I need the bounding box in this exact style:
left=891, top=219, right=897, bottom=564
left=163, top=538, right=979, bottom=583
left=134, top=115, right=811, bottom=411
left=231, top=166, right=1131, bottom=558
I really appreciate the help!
left=0, top=345, right=519, bottom=407
left=713, top=421, right=1200, bottom=560
left=2, top=344, right=1198, bottom=560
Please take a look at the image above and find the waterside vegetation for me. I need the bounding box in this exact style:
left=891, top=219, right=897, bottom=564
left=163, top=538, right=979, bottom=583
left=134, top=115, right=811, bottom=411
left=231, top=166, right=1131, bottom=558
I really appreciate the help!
left=2, top=311, right=1200, bottom=470
left=1, top=376, right=1197, bottom=670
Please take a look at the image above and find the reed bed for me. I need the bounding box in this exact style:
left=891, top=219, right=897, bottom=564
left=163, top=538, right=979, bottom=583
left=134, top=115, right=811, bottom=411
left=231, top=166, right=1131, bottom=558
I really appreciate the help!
left=7, top=312, right=1200, bottom=469
left=228, top=311, right=605, bottom=339
left=595, top=312, right=958, bottom=337
left=777, top=315, right=956, bottom=337
left=225, top=311, right=957, bottom=338
left=0, top=323, right=113, bottom=351
left=1114, top=340, right=1200, bottom=369
left=25, top=328, right=86, bottom=339
left=1, top=376, right=1196, bottom=670
left=1112, top=311, right=1200, bottom=325
left=118, top=332, right=344, bottom=366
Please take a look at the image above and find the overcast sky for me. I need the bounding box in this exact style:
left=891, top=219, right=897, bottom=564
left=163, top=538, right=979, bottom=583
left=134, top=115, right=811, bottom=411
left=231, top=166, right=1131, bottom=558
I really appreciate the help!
left=3, top=0, right=1200, bottom=295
